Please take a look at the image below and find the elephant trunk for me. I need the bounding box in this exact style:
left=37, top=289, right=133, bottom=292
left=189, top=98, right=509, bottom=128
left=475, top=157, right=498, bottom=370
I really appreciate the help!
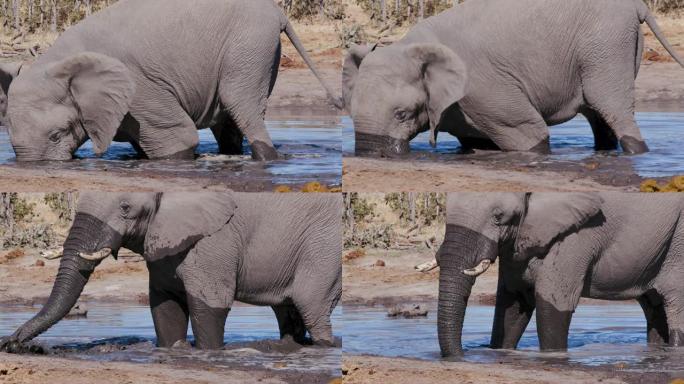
left=9, top=213, right=118, bottom=344
left=355, top=131, right=410, bottom=158
left=438, top=224, right=497, bottom=358
left=11, top=252, right=98, bottom=343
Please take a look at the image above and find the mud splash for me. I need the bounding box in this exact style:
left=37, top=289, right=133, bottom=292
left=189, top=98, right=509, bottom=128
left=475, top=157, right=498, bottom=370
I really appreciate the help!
left=343, top=303, right=684, bottom=374
left=0, top=303, right=342, bottom=376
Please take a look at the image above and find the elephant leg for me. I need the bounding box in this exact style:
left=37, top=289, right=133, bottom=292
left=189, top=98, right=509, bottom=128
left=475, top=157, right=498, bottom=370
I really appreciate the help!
left=272, top=304, right=308, bottom=344
left=218, top=35, right=280, bottom=162
left=210, top=118, right=244, bottom=155
left=534, top=233, right=593, bottom=351
left=187, top=295, right=230, bottom=350
left=132, top=88, right=199, bottom=160
left=582, top=58, right=647, bottom=154
left=490, top=277, right=535, bottom=350
left=637, top=292, right=669, bottom=345
left=293, top=295, right=335, bottom=346
left=580, top=107, right=618, bottom=151
left=466, top=90, right=550, bottom=153
left=149, top=287, right=189, bottom=348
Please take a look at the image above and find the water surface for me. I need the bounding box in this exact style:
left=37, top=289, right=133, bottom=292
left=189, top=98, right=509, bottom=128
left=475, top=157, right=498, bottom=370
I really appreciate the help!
left=343, top=304, right=684, bottom=374
left=343, top=113, right=684, bottom=178
left=0, top=303, right=342, bottom=375
left=0, top=117, right=343, bottom=187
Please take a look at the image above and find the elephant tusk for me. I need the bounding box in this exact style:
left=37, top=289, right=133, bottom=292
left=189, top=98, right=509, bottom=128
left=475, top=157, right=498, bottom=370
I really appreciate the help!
left=77, top=248, right=112, bottom=261
left=463, top=260, right=491, bottom=277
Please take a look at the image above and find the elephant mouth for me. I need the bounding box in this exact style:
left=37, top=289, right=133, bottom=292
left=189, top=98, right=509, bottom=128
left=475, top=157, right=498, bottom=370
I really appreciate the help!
left=355, top=132, right=410, bottom=158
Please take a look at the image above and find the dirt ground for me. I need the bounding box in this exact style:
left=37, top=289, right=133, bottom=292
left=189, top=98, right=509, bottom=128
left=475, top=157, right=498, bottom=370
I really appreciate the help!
left=0, top=353, right=335, bottom=384
left=342, top=355, right=671, bottom=384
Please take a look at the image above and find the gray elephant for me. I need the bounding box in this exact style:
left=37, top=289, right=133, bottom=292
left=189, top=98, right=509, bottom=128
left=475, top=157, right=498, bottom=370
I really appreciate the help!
left=0, top=192, right=341, bottom=351
left=343, top=0, right=684, bottom=157
left=438, top=192, right=684, bottom=358
left=0, top=61, right=23, bottom=126
left=4, top=0, right=340, bottom=162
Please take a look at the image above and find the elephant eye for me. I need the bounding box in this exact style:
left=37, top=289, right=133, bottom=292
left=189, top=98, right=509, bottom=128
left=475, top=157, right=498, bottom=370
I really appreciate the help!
left=493, top=209, right=505, bottom=225
left=394, top=110, right=409, bottom=121
left=120, top=201, right=131, bottom=216
left=48, top=130, right=63, bottom=143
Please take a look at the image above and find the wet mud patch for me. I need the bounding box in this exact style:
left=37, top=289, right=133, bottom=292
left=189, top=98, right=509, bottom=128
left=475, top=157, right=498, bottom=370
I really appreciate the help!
left=0, top=117, right=343, bottom=191
left=342, top=303, right=684, bottom=380
left=0, top=304, right=342, bottom=377
left=343, top=113, right=684, bottom=188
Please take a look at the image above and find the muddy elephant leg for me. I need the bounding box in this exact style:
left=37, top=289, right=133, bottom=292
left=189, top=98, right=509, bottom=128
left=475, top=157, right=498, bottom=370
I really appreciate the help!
left=272, top=304, right=308, bottom=344
left=149, top=287, right=189, bottom=348
left=210, top=117, right=244, bottom=155
left=467, top=90, right=550, bottom=153
left=293, top=295, right=335, bottom=346
left=638, top=292, right=669, bottom=345
left=580, top=107, right=618, bottom=151
left=133, top=87, right=200, bottom=160
left=582, top=58, right=647, bottom=154
left=534, top=233, right=594, bottom=351
left=490, top=274, right=535, bottom=349
left=187, top=295, right=230, bottom=350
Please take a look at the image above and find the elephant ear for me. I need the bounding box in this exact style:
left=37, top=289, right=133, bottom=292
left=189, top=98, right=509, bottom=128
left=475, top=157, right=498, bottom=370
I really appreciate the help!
left=516, top=193, right=604, bottom=258
left=0, top=61, right=23, bottom=94
left=144, top=192, right=237, bottom=262
left=405, top=43, right=468, bottom=148
left=342, top=43, right=377, bottom=113
left=46, top=52, right=135, bottom=156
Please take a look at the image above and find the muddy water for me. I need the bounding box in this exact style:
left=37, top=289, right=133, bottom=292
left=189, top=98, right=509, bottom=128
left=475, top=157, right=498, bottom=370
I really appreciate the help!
left=0, top=304, right=342, bottom=375
left=343, top=304, right=684, bottom=374
left=343, top=113, right=684, bottom=179
left=0, top=117, right=343, bottom=187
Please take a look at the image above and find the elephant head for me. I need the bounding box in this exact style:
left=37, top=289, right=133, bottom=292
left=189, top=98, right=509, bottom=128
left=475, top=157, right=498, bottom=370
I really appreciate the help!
left=438, top=193, right=603, bottom=357
left=0, top=191, right=236, bottom=351
left=342, top=43, right=467, bottom=157
left=7, top=52, right=135, bottom=161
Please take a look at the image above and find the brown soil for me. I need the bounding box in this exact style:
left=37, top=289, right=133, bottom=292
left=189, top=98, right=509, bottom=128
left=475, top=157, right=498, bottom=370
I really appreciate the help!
left=0, top=247, right=149, bottom=305
left=342, top=355, right=668, bottom=384
left=0, top=353, right=330, bottom=384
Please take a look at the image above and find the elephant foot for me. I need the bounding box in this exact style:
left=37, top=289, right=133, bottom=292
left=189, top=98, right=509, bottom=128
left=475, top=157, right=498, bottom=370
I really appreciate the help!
left=171, top=339, right=192, bottom=350
left=620, top=136, right=649, bottom=155
left=155, top=148, right=197, bottom=160
left=669, top=329, right=684, bottom=347
left=527, top=137, right=551, bottom=154
left=0, top=339, right=46, bottom=355
left=536, top=296, right=571, bottom=352
left=251, top=141, right=278, bottom=161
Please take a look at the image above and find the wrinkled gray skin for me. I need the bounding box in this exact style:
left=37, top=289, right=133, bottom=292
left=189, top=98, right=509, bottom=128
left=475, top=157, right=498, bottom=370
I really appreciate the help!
left=0, top=192, right=341, bottom=351
left=4, top=0, right=340, bottom=162
left=344, top=0, right=684, bottom=157
left=0, top=61, right=23, bottom=126
left=439, top=192, right=684, bottom=358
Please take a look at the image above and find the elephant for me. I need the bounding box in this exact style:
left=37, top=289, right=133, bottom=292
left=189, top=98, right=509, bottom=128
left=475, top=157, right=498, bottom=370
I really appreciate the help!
left=3, top=0, right=341, bottom=162
left=0, top=192, right=342, bottom=351
left=438, top=192, right=684, bottom=358
left=0, top=61, right=23, bottom=126
left=343, top=0, right=684, bottom=157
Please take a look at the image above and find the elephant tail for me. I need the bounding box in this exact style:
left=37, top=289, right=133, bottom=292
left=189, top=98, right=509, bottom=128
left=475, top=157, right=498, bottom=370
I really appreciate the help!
left=637, top=3, right=684, bottom=68
left=282, top=21, right=344, bottom=109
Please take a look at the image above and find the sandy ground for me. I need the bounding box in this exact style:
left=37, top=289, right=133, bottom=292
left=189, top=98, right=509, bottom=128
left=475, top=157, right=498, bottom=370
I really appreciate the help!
left=343, top=247, right=497, bottom=306
left=0, top=247, right=149, bottom=305
left=342, top=355, right=670, bottom=384
left=0, top=353, right=313, bottom=384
